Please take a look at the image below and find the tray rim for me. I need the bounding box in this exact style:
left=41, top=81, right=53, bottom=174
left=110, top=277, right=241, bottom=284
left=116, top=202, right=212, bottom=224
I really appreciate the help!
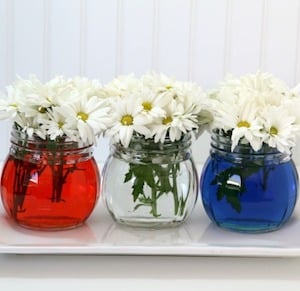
left=1, top=202, right=300, bottom=258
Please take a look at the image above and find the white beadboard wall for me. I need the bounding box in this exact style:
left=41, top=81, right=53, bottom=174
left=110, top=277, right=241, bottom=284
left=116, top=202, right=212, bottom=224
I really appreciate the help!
left=1, top=0, right=300, bottom=165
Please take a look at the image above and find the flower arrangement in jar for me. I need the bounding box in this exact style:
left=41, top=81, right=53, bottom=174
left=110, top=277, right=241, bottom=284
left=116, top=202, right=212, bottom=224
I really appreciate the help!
left=0, top=75, right=110, bottom=230
left=102, top=72, right=211, bottom=227
left=200, top=71, right=300, bottom=233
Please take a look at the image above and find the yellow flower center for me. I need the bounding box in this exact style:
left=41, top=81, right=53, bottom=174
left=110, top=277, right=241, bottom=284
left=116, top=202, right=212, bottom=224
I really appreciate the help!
left=38, top=106, right=47, bottom=113
left=58, top=121, right=64, bottom=129
left=237, top=120, right=250, bottom=128
left=270, top=126, right=278, bottom=135
left=121, top=114, right=134, bottom=126
left=77, top=111, right=89, bottom=122
left=162, top=116, right=173, bottom=125
left=165, top=85, right=173, bottom=90
left=142, top=101, right=152, bottom=111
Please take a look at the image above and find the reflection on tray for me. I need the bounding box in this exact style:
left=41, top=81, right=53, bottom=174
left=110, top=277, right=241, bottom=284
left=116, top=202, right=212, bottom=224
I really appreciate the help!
left=0, top=199, right=299, bottom=257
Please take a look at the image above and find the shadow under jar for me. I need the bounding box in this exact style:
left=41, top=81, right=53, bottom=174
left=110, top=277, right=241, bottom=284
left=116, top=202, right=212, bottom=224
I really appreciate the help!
left=0, top=128, right=100, bottom=230
left=102, top=133, right=198, bottom=228
left=200, top=130, right=299, bottom=233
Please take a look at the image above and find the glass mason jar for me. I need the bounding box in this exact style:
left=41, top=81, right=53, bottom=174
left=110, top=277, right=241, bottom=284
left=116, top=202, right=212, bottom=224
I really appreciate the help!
left=0, top=128, right=100, bottom=230
left=200, top=130, right=299, bottom=233
left=102, top=133, right=198, bottom=228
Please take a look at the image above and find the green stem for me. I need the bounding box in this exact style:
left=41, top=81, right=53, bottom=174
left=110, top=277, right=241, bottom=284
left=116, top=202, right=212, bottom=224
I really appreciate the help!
left=54, top=162, right=64, bottom=202
left=12, top=159, right=36, bottom=217
left=51, top=152, right=65, bottom=203
left=151, top=183, right=159, bottom=217
left=171, top=164, right=179, bottom=215
left=262, top=166, right=269, bottom=191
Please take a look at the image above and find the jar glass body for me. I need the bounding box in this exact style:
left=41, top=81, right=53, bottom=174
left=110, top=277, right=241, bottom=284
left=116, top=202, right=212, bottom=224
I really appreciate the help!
left=0, top=129, right=100, bottom=230
left=200, top=130, right=298, bottom=233
left=102, top=134, right=198, bottom=228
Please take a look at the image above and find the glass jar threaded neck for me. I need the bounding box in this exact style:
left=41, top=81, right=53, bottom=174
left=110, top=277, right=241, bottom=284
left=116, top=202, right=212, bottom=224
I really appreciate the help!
left=9, top=127, right=94, bottom=164
left=112, top=133, right=192, bottom=164
left=210, top=129, right=290, bottom=165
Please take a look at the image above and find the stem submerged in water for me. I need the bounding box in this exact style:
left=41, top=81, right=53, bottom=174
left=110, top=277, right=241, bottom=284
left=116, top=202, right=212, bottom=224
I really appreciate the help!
left=125, top=161, right=185, bottom=217
left=171, top=163, right=179, bottom=215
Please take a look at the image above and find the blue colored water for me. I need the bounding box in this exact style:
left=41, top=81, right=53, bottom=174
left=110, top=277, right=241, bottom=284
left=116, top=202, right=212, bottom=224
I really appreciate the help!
left=200, top=154, right=299, bottom=233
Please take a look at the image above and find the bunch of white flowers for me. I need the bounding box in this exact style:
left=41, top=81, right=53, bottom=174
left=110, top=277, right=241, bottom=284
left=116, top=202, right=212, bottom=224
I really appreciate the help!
left=103, top=72, right=211, bottom=147
left=0, top=75, right=111, bottom=145
left=209, top=71, right=300, bottom=154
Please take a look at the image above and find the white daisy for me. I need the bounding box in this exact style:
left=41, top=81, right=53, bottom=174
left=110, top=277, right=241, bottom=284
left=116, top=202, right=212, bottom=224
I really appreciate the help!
left=70, top=76, right=107, bottom=99
left=105, top=96, right=151, bottom=148
left=1, top=75, right=112, bottom=144
left=61, top=94, right=111, bottom=144
left=103, top=72, right=209, bottom=146
left=135, top=87, right=169, bottom=123
left=151, top=100, right=198, bottom=143
left=14, top=113, right=45, bottom=139
left=209, top=71, right=300, bottom=153
left=142, top=72, right=179, bottom=99
left=230, top=100, right=263, bottom=151
left=103, top=74, right=140, bottom=97
left=261, top=106, right=297, bottom=153
left=0, top=86, right=20, bottom=119
left=39, top=107, right=78, bottom=141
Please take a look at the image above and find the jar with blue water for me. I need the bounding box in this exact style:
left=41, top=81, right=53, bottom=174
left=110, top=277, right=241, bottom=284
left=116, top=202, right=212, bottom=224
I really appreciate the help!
left=200, top=129, right=298, bottom=233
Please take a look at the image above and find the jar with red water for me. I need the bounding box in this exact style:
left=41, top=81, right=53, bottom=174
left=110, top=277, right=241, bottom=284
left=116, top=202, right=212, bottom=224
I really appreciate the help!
left=0, top=128, right=100, bottom=230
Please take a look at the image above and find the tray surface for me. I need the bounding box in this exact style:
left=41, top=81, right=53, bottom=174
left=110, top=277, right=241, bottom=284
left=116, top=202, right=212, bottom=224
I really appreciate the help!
left=0, top=198, right=300, bottom=257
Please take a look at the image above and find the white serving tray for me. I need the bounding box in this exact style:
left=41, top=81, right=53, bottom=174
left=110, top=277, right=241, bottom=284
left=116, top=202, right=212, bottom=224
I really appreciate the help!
left=0, top=197, right=300, bottom=258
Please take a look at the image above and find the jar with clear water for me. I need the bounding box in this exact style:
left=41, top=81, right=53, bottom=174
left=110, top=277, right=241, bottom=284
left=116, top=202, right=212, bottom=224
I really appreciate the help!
left=102, top=133, right=198, bottom=228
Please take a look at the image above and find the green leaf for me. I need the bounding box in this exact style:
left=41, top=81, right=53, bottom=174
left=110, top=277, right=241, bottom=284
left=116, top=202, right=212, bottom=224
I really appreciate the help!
left=123, top=160, right=182, bottom=217
left=133, top=203, right=146, bottom=211
left=130, top=164, right=155, bottom=188
left=152, top=164, right=172, bottom=193
left=226, top=191, right=241, bottom=213
left=142, top=167, right=155, bottom=188
left=216, top=187, right=224, bottom=200
left=132, top=178, right=144, bottom=202
left=224, top=184, right=241, bottom=212
left=212, top=162, right=262, bottom=213
left=124, top=169, right=133, bottom=183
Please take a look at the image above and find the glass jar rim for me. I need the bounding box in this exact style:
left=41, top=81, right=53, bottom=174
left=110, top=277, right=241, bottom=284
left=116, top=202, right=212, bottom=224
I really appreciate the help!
left=211, top=128, right=286, bottom=156
left=10, top=127, right=93, bottom=151
left=113, top=132, right=192, bottom=153
left=110, top=133, right=193, bottom=164
left=210, top=129, right=293, bottom=166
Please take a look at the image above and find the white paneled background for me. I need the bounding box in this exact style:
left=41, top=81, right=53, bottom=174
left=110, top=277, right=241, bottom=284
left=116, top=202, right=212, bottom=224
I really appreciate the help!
left=1, top=0, right=300, bottom=165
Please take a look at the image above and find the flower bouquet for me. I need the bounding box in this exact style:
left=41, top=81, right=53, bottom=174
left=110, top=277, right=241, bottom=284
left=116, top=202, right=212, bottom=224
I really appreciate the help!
left=200, top=71, right=300, bottom=233
left=0, top=75, right=110, bottom=230
left=102, top=72, right=211, bottom=227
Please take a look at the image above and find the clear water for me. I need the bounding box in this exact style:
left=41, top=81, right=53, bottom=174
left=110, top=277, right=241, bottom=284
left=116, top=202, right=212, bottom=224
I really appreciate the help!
left=200, top=154, right=299, bottom=233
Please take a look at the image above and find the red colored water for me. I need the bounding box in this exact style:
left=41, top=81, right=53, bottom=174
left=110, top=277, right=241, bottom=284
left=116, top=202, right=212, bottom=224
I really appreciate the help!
left=0, top=155, right=100, bottom=230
